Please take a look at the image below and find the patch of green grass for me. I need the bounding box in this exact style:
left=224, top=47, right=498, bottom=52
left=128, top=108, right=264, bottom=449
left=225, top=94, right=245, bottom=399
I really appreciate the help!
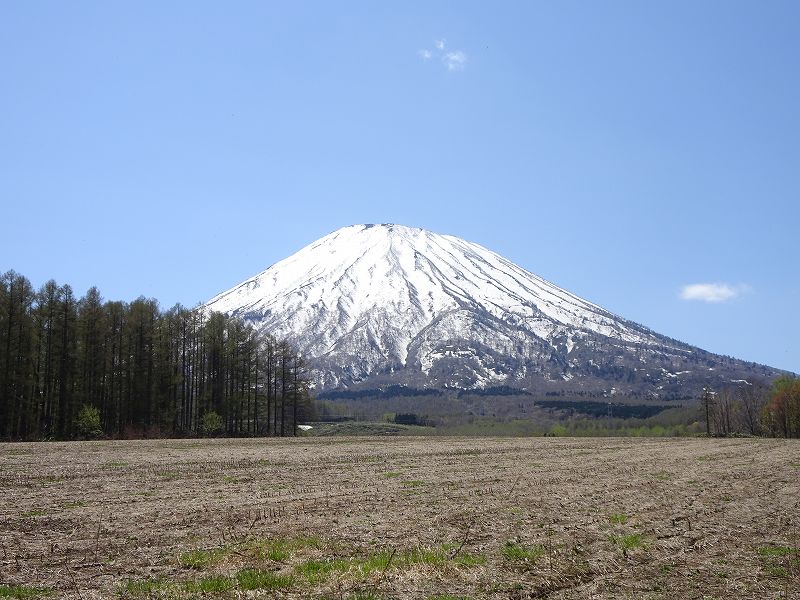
left=266, top=546, right=290, bottom=561
left=292, top=535, right=323, bottom=549
left=652, top=471, right=671, bottom=481
left=295, top=557, right=351, bottom=583
left=757, top=545, right=799, bottom=579
left=295, top=545, right=485, bottom=583
left=403, top=544, right=485, bottom=567
left=120, top=578, right=172, bottom=595
left=179, top=547, right=228, bottom=569
left=248, top=536, right=322, bottom=562
left=156, top=470, right=178, bottom=480
left=384, top=471, right=402, bottom=478
left=401, top=479, right=424, bottom=487
left=452, top=552, right=487, bottom=566
left=609, top=513, right=629, bottom=524
left=610, top=533, right=645, bottom=552
left=758, top=545, right=798, bottom=557
left=39, top=476, right=63, bottom=484
left=102, top=461, right=128, bottom=469
left=766, top=565, right=789, bottom=578
left=180, top=536, right=322, bottom=572
left=20, top=509, right=47, bottom=518
left=125, top=573, right=274, bottom=596
left=62, top=501, right=86, bottom=509
left=0, top=585, right=51, bottom=599
left=353, top=552, right=394, bottom=572
left=501, top=541, right=545, bottom=563
left=236, top=569, right=295, bottom=591
left=407, top=548, right=446, bottom=566
left=429, top=596, right=473, bottom=600
left=182, top=575, right=234, bottom=593
left=130, top=491, right=154, bottom=498
left=222, top=475, right=238, bottom=483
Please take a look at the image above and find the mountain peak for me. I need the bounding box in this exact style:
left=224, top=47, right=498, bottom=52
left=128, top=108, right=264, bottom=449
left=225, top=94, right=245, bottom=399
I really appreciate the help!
left=205, top=224, right=778, bottom=392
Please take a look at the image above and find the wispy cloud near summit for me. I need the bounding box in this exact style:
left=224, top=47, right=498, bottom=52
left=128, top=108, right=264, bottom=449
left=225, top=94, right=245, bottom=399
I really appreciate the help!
left=443, top=50, right=467, bottom=71
left=418, top=38, right=467, bottom=71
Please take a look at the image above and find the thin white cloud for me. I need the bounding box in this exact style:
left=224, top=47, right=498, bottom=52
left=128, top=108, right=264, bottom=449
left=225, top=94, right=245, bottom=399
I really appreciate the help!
left=418, top=39, right=467, bottom=71
left=443, top=50, right=467, bottom=71
left=679, top=283, right=750, bottom=303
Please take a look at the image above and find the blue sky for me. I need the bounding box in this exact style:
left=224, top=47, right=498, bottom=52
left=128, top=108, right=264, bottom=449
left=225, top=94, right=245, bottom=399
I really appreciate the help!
left=1, top=2, right=798, bottom=372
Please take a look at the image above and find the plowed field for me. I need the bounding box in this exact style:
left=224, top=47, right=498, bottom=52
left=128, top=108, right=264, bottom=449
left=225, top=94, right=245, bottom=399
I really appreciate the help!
left=1, top=437, right=797, bottom=599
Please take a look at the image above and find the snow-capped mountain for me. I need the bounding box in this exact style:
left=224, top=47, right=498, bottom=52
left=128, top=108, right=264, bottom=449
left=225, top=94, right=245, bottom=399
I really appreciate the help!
left=205, top=224, right=779, bottom=394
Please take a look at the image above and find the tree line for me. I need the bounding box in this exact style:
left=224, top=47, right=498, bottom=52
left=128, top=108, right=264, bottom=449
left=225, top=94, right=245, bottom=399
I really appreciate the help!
left=0, top=270, right=314, bottom=441
left=702, top=376, right=800, bottom=438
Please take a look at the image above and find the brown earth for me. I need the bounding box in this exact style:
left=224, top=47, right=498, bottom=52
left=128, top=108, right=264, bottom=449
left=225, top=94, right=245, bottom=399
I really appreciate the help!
left=0, top=436, right=798, bottom=599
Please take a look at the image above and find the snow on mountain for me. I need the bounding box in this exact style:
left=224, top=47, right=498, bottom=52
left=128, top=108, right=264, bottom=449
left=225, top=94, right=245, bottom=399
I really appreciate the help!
left=205, top=224, right=777, bottom=392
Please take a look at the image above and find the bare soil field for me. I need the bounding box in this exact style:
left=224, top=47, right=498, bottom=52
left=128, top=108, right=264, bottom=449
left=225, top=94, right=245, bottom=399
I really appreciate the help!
left=1, top=437, right=798, bottom=599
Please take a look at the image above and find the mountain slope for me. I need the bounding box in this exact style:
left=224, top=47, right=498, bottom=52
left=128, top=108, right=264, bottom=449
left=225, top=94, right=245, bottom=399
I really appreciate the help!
left=205, top=224, right=780, bottom=394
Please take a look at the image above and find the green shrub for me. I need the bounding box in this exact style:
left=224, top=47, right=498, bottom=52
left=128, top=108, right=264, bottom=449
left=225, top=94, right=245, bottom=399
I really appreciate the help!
left=200, top=411, right=224, bottom=436
left=76, top=404, right=103, bottom=439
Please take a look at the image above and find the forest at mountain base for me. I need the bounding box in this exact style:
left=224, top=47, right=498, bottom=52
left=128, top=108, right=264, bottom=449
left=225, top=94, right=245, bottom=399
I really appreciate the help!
left=0, top=270, right=312, bottom=441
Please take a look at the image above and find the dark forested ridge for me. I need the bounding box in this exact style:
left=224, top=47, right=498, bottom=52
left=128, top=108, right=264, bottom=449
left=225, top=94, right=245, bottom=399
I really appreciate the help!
left=0, top=270, right=313, bottom=441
